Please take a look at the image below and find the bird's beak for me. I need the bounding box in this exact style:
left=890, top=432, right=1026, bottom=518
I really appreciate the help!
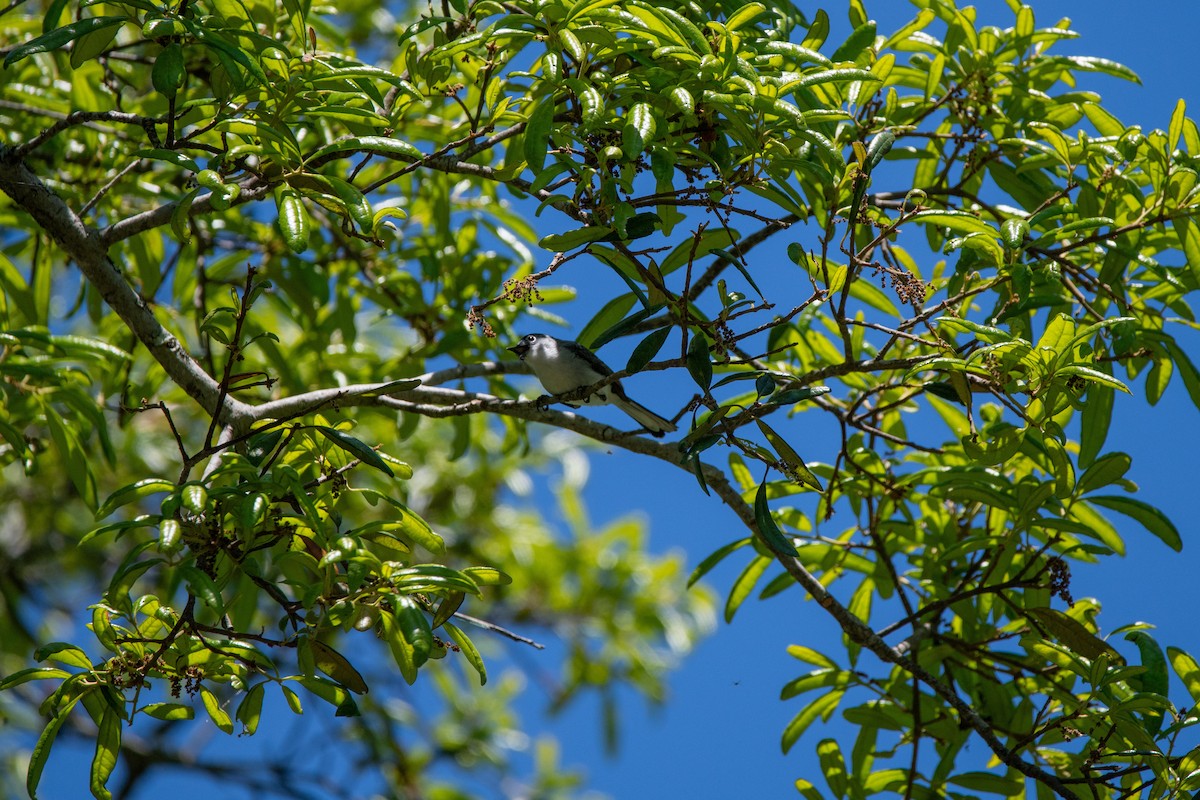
left=507, top=342, right=528, bottom=358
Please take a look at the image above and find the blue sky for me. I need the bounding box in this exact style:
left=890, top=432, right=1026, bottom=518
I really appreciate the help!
left=28, top=2, right=1200, bottom=798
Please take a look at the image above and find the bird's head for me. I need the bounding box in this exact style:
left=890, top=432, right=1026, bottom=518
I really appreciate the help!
left=507, top=333, right=549, bottom=360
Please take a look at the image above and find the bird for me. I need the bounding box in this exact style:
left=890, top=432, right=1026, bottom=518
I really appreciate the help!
left=507, top=333, right=677, bottom=437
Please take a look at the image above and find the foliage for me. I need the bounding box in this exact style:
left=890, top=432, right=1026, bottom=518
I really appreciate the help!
left=2, top=0, right=1200, bottom=798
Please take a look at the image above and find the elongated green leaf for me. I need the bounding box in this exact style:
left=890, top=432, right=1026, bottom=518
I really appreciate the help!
left=0, top=666, right=71, bottom=691
left=538, top=226, right=610, bottom=251
left=34, top=642, right=91, bottom=669
left=1075, top=452, right=1131, bottom=496
left=141, top=702, right=195, bottom=721
left=1025, top=608, right=1121, bottom=661
left=1089, top=495, right=1182, bottom=551
left=687, top=331, right=712, bottom=390
left=297, top=676, right=359, bottom=717
left=308, top=135, right=422, bottom=163
left=391, top=595, right=433, bottom=669
left=754, top=482, right=799, bottom=556
left=1168, top=647, right=1200, bottom=705
left=757, top=420, right=822, bottom=490
left=4, top=16, right=127, bottom=67
left=180, top=565, right=225, bottom=615
left=316, top=425, right=394, bottom=476
left=89, top=707, right=121, bottom=800
left=235, top=683, right=265, bottom=734
left=1056, top=365, right=1131, bottom=393
left=523, top=98, right=556, bottom=172
left=947, top=772, right=1023, bottom=796
left=688, top=537, right=752, bottom=587
left=444, top=621, right=487, bottom=685
left=627, top=327, right=671, bottom=373
left=28, top=692, right=84, bottom=798
left=724, top=553, right=771, bottom=622
left=310, top=640, right=369, bottom=694
left=96, top=478, right=175, bottom=521
left=909, top=209, right=996, bottom=236
left=787, top=644, right=838, bottom=669
left=431, top=591, right=465, bottom=628
left=781, top=690, right=843, bottom=753
left=1125, top=630, right=1168, bottom=733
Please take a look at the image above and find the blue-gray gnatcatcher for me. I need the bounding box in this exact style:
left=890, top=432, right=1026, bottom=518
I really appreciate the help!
left=508, top=333, right=677, bottom=437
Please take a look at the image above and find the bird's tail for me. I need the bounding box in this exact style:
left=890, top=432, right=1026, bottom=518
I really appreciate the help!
left=613, top=396, right=677, bottom=437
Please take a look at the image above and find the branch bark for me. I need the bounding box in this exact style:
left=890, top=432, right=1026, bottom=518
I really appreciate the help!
left=0, top=148, right=251, bottom=427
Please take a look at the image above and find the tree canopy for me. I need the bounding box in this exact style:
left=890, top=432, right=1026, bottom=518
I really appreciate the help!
left=2, top=0, right=1200, bottom=797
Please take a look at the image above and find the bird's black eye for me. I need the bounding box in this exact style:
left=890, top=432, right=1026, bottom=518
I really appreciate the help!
left=525, top=334, right=536, bottom=342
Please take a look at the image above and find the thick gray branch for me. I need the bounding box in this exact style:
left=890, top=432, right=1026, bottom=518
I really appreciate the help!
left=0, top=150, right=249, bottom=426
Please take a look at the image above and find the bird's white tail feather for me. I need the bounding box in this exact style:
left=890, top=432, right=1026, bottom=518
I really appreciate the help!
left=614, top=396, right=676, bottom=434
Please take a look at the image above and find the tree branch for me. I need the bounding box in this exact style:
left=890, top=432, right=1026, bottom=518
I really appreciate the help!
left=0, top=149, right=251, bottom=427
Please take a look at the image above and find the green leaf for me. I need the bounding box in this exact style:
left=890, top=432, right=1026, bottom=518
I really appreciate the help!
left=316, top=425, right=394, bottom=477
left=281, top=684, right=303, bottom=714
left=538, top=226, right=610, bottom=251
left=688, top=538, right=751, bottom=587
left=1075, top=452, right=1131, bottom=496
left=392, top=595, right=433, bottom=670
left=307, top=135, right=422, bottom=163
left=757, top=420, right=822, bottom=490
left=141, top=702, right=195, bottom=721
left=1063, top=56, right=1141, bottom=84
left=297, top=676, right=359, bottom=717
left=0, top=666, right=71, bottom=691
left=460, top=566, right=511, bottom=586
left=96, top=478, right=175, bottom=520
left=686, top=330, right=712, bottom=390
left=28, top=691, right=84, bottom=799
left=324, top=175, right=375, bottom=234
left=626, top=327, right=671, bottom=373
left=1024, top=608, right=1121, bottom=661
left=786, top=644, right=839, bottom=669
left=88, top=710, right=120, bottom=796
left=310, top=640, right=369, bottom=694
left=754, top=481, right=799, bottom=556
left=947, top=772, right=1023, bottom=796
left=275, top=187, right=310, bottom=254
left=134, top=148, right=201, bottom=174
left=4, top=16, right=128, bottom=67
left=431, top=591, right=465, bottom=628
left=577, top=293, right=636, bottom=349
left=1079, top=383, right=1113, bottom=468
left=235, top=683, right=265, bottom=734
left=908, top=209, right=996, bottom=237
left=623, top=102, right=656, bottom=154
left=781, top=690, right=843, bottom=753
left=1056, top=365, right=1130, bottom=393
left=1162, top=336, right=1200, bottom=411
left=830, top=20, right=875, bottom=61
left=1088, top=495, right=1182, bottom=551
left=1125, top=630, right=1168, bottom=734
left=180, top=565, right=225, bottom=615
left=523, top=98, right=556, bottom=173
left=1168, top=647, right=1200, bottom=705
left=764, top=386, right=831, bottom=406
left=444, top=621, right=487, bottom=686
left=724, top=553, right=771, bottom=623
left=34, top=642, right=92, bottom=669
left=200, top=685, right=233, bottom=734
